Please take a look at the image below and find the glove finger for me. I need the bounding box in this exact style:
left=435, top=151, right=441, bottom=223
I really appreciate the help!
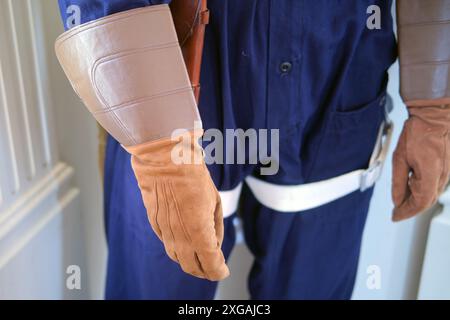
left=213, top=190, right=225, bottom=247
left=165, top=183, right=207, bottom=278
left=166, top=179, right=227, bottom=280
left=392, top=129, right=410, bottom=207
left=174, top=245, right=207, bottom=279
left=196, top=247, right=229, bottom=281
left=187, top=190, right=228, bottom=280
left=438, top=136, right=450, bottom=194
left=189, top=180, right=228, bottom=280
left=438, top=173, right=450, bottom=194
left=393, top=165, right=440, bottom=221
left=169, top=180, right=228, bottom=280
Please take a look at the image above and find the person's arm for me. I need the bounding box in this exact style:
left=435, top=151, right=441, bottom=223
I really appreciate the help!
left=393, top=0, right=450, bottom=221
left=55, top=2, right=229, bottom=280
left=59, top=0, right=209, bottom=179
left=58, top=0, right=172, bottom=30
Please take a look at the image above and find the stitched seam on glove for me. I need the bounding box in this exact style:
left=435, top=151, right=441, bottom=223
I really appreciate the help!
left=168, top=181, right=193, bottom=244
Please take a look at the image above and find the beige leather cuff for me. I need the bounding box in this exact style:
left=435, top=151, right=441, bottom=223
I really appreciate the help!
left=55, top=5, right=201, bottom=146
left=397, top=0, right=450, bottom=106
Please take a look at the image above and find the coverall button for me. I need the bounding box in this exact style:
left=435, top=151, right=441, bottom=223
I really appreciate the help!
left=280, top=61, right=292, bottom=73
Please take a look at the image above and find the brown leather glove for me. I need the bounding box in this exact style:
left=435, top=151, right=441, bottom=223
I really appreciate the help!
left=392, top=105, right=450, bottom=221
left=126, top=131, right=229, bottom=280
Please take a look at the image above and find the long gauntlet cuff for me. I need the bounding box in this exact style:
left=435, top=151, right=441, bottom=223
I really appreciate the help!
left=397, top=0, right=450, bottom=106
left=55, top=5, right=201, bottom=147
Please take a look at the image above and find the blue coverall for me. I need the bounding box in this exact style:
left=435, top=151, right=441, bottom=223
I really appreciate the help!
left=58, top=0, right=397, bottom=299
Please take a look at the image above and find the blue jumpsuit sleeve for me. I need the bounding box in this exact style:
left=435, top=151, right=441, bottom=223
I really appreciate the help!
left=58, top=0, right=172, bottom=30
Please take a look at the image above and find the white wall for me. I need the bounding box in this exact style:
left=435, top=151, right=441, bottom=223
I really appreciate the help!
left=418, top=191, right=450, bottom=299
left=0, top=0, right=88, bottom=299
left=40, top=0, right=108, bottom=299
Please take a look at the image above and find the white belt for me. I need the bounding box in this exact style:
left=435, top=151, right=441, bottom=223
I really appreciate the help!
left=219, top=119, right=393, bottom=216
left=219, top=183, right=243, bottom=218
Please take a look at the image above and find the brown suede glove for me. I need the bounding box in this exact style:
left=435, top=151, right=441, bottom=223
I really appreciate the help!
left=125, top=131, right=229, bottom=281
left=54, top=6, right=230, bottom=280
left=392, top=105, right=450, bottom=221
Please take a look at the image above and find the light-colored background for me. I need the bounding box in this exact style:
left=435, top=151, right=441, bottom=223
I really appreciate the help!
left=0, top=0, right=449, bottom=299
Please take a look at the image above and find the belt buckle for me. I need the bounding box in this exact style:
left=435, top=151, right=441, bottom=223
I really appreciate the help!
left=359, top=114, right=394, bottom=192
left=360, top=161, right=383, bottom=192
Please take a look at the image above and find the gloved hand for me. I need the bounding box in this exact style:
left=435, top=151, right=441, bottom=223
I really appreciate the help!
left=125, top=130, right=229, bottom=280
left=392, top=105, right=450, bottom=221
left=54, top=5, right=229, bottom=280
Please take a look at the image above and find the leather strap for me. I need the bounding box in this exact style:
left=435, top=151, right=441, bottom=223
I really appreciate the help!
left=170, top=0, right=209, bottom=103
